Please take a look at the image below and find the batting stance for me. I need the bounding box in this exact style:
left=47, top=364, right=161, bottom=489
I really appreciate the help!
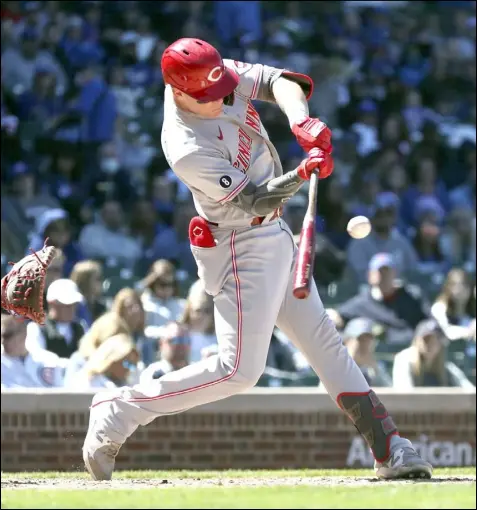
left=81, top=38, right=432, bottom=480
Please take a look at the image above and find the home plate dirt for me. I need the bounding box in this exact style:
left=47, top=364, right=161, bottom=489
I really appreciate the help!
left=2, top=475, right=475, bottom=491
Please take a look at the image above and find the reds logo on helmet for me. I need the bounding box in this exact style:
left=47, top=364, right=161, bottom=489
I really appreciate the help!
left=207, top=66, right=224, bottom=82
left=161, top=38, right=239, bottom=103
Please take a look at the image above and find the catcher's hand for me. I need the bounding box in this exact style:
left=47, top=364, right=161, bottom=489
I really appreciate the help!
left=1, top=240, right=57, bottom=325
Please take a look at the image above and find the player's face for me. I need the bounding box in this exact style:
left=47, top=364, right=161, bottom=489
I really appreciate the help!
left=173, top=89, right=224, bottom=118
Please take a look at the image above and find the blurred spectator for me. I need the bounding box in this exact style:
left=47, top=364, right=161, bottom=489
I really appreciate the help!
left=8, top=161, right=60, bottom=220
left=439, top=207, right=476, bottom=272
left=65, top=287, right=145, bottom=383
left=449, top=145, right=476, bottom=211
left=53, top=60, right=117, bottom=166
left=329, top=253, right=429, bottom=346
left=60, top=15, right=104, bottom=73
left=262, top=329, right=316, bottom=387
left=16, top=67, right=64, bottom=125
left=319, top=177, right=352, bottom=252
left=90, top=141, right=137, bottom=207
left=139, top=322, right=191, bottom=382
left=348, top=171, right=382, bottom=219
left=65, top=333, right=139, bottom=389
left=342, top=318, right=392, bottom=387
left=410, top=204, right=448, bottom=275
left=70, top=260, right=107, bottom=327
left=78, top=199, right=142, bottom=267
left=392, top=319, right=474, bottom=388
left=213, top=1, right=262, bottom=52
left=346, top=192, right=418, bottom=283
left=400, top=157, right=450, bottom=228
left=30, top=208, right=84, bottom=276
left=42, top=247, right=65, bottom=315
left=2, top=29, right=66, bottom=95
left=44, top=143, right=87, bottom=223
left=130, top=199, right=179, bottom=265
left=179, top=280, right=217, bottom=363
left=139, top=260, right=186, bottom=340
left=135, top=14, right=160, bottom=62
left=116, top=120, right=156, bottom=175
left=107, top=64, right=142, bottom=119
left=26, top=278, right=87, bottom=357
left=1, top=312, right=65, bottom=389
left=382, top=161, right=409, bottom=199
left=351, top=99, right=380, bottom=157
left=431, top=268, right=476, bottom=341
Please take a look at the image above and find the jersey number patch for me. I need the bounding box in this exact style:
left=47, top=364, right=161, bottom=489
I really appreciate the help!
left=219, top=175, right=232, bottom=189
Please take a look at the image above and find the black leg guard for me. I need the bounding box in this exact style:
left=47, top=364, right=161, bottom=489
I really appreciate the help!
left=337, top=390, right=398, bottom=463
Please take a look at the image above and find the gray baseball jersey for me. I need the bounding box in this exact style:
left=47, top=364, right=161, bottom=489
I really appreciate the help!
left=89, top=59, right=371, bottom=445
left=161, top=59, right=288, bottom=228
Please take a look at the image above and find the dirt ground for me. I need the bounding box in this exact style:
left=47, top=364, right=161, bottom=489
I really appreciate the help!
left=2, top=475, right=475, bottom=491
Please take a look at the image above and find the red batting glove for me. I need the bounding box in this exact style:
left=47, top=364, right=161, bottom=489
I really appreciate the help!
left=292, top=116, right=332, bottom=154
left=297, top=148, right=334, bottom=181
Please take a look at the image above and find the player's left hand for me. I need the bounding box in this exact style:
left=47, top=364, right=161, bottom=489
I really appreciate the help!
left=297, top=148, right=334, bottom=181
left=292, top=116, right=332, bottom=154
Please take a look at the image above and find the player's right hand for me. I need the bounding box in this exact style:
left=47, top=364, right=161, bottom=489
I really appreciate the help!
left=297, top=148, right=334, bottom=181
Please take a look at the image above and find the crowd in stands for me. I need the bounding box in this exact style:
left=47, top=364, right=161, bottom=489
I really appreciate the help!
left=1, top=1, right=476, bottom=390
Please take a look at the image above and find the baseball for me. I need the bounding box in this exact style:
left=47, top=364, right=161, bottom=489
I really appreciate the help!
left=347, top=216, right=371, bottom=239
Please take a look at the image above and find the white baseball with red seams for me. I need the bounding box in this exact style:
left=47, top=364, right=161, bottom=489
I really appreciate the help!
left=89, top=60, right=371, bottom=445
left=347, top=215, right=372, bottom=239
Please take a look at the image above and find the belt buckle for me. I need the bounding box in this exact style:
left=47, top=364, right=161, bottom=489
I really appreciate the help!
left=250, top=206, right=283, bottom=227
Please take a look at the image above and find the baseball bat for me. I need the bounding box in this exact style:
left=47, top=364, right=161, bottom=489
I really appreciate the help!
left=293, top=171, right=319, bottom=299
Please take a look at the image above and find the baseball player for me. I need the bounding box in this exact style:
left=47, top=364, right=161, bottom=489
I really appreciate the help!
left=79, top=38, right=432, bottom=481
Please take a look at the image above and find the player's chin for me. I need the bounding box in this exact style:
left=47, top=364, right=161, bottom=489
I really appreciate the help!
left=205, top=107, right=223, bottom=118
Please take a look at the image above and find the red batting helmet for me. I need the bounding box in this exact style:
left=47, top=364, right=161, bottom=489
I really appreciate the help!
left=161, top=38, right=239, bottom=103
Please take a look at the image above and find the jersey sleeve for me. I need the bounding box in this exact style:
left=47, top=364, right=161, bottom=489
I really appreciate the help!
left=173, top=150, right=250, bottom=204
left=224, top=59, right=314, bottom=102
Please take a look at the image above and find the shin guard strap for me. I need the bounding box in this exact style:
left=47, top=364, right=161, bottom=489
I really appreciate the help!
left=337, top=390, right=397, bottom=462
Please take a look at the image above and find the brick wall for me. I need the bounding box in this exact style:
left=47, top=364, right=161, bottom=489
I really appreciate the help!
left=1, top=388, right=475, bottom=472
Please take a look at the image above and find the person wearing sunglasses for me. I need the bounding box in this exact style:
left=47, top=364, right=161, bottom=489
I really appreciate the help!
left=1, top=312, right=65, bottom=388
left=139, top=322, right=191, bottom=383
left=139, top=259, right=186, bottom=343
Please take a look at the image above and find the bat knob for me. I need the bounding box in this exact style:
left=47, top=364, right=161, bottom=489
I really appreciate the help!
left=293, top=288, right=309, bottom=300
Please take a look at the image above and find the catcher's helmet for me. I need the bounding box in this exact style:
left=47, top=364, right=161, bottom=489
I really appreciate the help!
left=161, top=38, right=239, bottom=103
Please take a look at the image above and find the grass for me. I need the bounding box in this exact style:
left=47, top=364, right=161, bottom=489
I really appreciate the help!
left=2, top=468, right=475, bottom=509
left=2, top=467, right=475, bottom=479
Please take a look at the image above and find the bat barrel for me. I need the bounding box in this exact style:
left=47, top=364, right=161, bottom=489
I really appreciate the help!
left=293, top=172, right=319, bottom=300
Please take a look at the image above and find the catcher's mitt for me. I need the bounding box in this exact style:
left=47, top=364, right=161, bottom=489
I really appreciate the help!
left=1, top=239, right=57, bottom=324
